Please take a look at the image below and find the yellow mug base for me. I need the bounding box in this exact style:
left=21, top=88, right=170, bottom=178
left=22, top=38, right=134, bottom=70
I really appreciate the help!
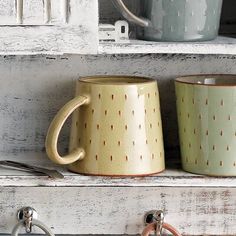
left=67, top=167, right=165, bottom=177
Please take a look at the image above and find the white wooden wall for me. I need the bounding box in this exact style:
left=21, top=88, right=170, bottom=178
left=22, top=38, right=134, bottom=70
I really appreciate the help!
left=0, top=1, right=235, bottom=235
left=0, top=186, right=236, bottom=235
left=0, top=54, right=236, bottom=156
left=0, top=0, right=99, bottom=54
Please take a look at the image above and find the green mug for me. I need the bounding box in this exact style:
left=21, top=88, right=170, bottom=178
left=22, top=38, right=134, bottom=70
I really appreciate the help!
left=113, top=0, right=223, bottom=42
left=175, top=75, right=236, bottom=176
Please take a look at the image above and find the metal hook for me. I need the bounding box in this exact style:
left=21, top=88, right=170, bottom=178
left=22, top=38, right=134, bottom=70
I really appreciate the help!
left=144, top=210, right=164, bottom=236
left=13, top=206, right=55, bottom=236
left=17, top=207, right=38, bottom=233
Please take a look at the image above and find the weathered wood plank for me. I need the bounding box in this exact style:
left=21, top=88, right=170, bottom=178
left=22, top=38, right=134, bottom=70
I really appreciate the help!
left=0, top=186, right=236, bottom=235
left=23, top=0, right=44, bottom=24
left=0, top=25, right=98, bottom=54
left=99, top=37, right=236, bottom=55
left=1, top=166, right=236, bottom=188
left=0, top=152, right=235, bottom=188
left=0, top=54, right=236, bottom=154
left=0, top=0, right=98, bottom=54
left=0, top=0, right=16, bottom=24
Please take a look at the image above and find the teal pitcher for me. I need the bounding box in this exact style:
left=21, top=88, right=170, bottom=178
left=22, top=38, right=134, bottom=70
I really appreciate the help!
left=112, top=0, right=223, bottom=42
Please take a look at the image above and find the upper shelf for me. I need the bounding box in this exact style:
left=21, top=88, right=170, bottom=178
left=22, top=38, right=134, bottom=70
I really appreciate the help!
left=98, top=36, right=236, bottom=55
left=0, top=0, right=99, bottom=55
left=1, top=152, right=236, bottom=187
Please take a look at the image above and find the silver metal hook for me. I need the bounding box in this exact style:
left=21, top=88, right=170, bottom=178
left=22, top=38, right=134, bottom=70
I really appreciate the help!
left=13, top=207, right=55, bottom=236
left=144, top=210, right=164, bottom=236
left=17, top=207, right=38, bottom=233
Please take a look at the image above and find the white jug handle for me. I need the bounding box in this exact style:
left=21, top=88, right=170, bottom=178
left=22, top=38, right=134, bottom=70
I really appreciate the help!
left=112, top=0, right=151, bottom=27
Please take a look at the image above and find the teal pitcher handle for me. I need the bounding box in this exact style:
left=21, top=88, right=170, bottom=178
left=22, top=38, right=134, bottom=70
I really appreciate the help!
left=112, top=0, right=151, bottom=27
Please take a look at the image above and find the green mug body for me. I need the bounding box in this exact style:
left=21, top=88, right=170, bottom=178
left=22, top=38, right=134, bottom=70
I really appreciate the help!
left=175, top=75, right=236, bottom=176
left=137, top=0, right=223, bottom=42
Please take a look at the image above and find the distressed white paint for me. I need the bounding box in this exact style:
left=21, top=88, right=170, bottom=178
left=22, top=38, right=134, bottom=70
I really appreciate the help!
left=0, top=0, right=98, bottom=54
left=0, top=185, right=236, bottom=235
left=23, top=0, right=44, bottom=24
left=99, top=37, right=236, bottom=55
left=0, top=26, right=98, bottom=55
left=0, top=54, right=235, bottom=234
left=0, top=0, right=16, bottom=24
left=0, top=0, right=84, bottom=25
left=0, top=2, right=235, bottom=236
left=0, top=153, right=236, bottom=188
left=1, top=54, right=236, bottom=154
left=0, top=0, right=235, bottom=55
left=50, top=0, right=67, bottom=24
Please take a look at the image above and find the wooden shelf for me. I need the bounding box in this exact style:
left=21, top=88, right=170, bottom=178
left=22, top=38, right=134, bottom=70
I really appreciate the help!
left=1, top=35, right=236, bottom=55
left=99, top=36, right=236, bottom=55
left=1, top=152, right=236, bottom=235
left=1, top=152, right=236, bottom=187
left=0, top=1, right=98, bottom=55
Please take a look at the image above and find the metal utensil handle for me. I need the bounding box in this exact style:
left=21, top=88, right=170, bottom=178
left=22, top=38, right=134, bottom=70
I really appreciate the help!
left=0, top=160, right=64, bottom=179
left=0, top=161, right=38, bottom=171
left=11, top=219, right=55, bottom=236
left=142, top=222, right=182, bottom=236
left=112, top=0, right=151, bottom=27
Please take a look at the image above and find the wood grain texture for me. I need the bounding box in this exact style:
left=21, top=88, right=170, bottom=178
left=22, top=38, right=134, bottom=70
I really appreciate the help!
left=0, top=0, right=98, bottom=54
left=0, top=26, right=98, bottom=54
left=0, top=2, right=235, bottom=236
left=0, top=0, right=16, bottom=24
left=99, top=37, right=236, bottom=55
left=0, top=153, right=236, bottom=188
left=0, top=54, right=236, bottom=155
left=23, top=0, right=44, bottom=24
left=0, top=186, right=235, bottom=235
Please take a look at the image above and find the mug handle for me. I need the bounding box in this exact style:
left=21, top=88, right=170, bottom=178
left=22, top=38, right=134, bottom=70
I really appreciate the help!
left=45, top=95, right=90, bottom=165
left=112, top=0, right=151, bottom=27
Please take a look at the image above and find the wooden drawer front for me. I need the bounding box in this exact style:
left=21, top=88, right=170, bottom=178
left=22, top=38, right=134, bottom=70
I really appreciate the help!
left=0, top=187, right=235, bottom=235
left=0, top=0, right=99, bottom=54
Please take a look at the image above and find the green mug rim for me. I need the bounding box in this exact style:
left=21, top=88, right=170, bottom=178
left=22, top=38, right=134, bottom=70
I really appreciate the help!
left=175, top=74, right=236, bottom=87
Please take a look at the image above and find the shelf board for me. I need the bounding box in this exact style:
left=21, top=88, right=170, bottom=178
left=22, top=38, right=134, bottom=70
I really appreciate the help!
left=0, top=152, right=236, bottom=187
left=99, top=36, right=236, bottom=55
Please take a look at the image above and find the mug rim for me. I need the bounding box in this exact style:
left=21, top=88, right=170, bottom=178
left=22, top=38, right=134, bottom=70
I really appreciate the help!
left=175, top=74, right=236, bottom=87
left=78, top=75, right=156, bottom=85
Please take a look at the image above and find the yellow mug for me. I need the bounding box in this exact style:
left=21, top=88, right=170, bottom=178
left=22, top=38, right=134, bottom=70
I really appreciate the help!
left=45, top=76, right=165, bottom=176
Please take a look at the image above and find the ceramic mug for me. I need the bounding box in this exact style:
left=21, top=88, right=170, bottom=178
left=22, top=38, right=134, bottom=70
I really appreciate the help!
left=175, top=75, right=236, bottom=176
left=46, top=76, right=165, bottom=176
left=112, top=0, right=223, bottom=42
